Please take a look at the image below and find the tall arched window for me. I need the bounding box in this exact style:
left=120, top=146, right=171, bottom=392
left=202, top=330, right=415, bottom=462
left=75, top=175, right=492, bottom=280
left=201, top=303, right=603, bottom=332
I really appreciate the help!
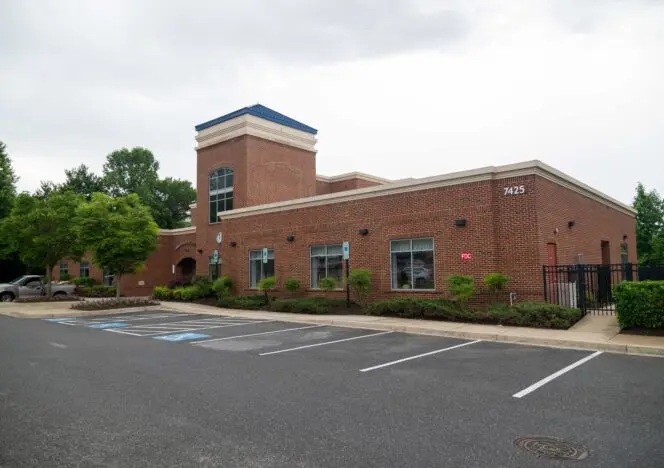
left=209, top=168, right=234, bottom=223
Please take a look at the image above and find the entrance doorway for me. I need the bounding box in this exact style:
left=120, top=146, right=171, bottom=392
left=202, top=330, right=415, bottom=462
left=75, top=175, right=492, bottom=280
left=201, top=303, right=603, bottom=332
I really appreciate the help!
left=176, top=257, right=196, bottom=284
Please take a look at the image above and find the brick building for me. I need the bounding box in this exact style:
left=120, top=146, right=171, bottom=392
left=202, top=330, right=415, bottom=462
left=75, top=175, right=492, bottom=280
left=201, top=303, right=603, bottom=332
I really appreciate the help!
left=56, top=105, right=636, bottom=302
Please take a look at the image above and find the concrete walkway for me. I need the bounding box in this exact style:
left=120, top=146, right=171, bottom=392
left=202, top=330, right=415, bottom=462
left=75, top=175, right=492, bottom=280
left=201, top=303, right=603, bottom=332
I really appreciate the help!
left=3, top=300, right=664, bottom=357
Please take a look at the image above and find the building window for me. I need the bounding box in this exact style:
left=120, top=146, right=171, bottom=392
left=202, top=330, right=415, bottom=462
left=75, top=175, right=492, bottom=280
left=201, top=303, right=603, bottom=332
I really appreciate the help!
left=310, top=244, right=343, bottom=289
left=620, top=243, right=629, bottom=265
left=209, top=168, right=234, bottom=223
left=103, top=270, right=115, bottom=287
left=390, top=238, right=435, bottom=290
left=249, top=249, right=275, bottom=288
left=60, top=263, right=69, bottom=281
left=208, top=256, right=220, bottom=281
left=79, top=261, right=90, bottom=278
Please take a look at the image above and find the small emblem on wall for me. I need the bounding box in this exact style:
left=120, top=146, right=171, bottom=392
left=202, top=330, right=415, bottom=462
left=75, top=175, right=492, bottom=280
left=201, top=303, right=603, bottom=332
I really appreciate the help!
left=216, top=232, right=223, bottom=244
left=461, top=252, right=473, bottom=261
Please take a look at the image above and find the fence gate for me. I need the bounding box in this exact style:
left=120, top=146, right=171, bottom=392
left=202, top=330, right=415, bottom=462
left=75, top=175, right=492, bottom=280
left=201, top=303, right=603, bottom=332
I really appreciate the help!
left=543, top=263, right=664, bottom=315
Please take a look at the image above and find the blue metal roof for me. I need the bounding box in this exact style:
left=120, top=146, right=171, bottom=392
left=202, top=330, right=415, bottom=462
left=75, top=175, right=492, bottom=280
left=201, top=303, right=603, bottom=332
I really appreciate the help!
left=195, top=104, right=318, bottom=135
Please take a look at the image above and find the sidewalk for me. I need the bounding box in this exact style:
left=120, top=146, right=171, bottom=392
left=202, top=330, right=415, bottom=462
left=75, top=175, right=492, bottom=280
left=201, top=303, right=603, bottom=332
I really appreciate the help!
left=3, top=300, right=664, bottom=357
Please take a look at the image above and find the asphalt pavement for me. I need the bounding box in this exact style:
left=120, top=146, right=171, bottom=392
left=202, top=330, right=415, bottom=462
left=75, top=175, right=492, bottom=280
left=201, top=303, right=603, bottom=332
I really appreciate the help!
left=1, top=311, right=663, bottom=467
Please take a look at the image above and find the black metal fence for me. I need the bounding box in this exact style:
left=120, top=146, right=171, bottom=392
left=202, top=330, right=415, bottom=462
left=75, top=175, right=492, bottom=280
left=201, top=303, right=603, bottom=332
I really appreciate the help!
left=543, top=264, right=664, bottom=315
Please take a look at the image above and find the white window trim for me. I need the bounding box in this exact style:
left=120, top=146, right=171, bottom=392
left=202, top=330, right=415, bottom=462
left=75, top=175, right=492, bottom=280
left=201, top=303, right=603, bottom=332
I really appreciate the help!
left=248, top=249, right=275, bottom=289
left=389, top=238, right=436, bottom=292
left=209, top=168, right=234, bottom=224
left=309, top=244, right=344, bottom=290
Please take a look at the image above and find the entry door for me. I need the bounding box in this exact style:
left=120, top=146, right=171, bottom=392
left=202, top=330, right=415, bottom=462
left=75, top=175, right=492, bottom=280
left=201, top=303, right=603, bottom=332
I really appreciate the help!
left=547, top=243, right=557, bottom=266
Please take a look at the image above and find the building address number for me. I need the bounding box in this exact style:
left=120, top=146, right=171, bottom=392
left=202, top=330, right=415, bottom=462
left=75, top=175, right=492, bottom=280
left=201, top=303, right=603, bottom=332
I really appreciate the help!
left=504, top=185, right=526, bottom=196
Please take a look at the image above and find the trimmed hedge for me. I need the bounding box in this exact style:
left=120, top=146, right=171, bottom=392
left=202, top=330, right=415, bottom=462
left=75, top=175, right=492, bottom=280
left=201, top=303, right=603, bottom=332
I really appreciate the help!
left=614, top=281, right=664, bottom=329
left=71, top=298, right=159, bottom=311
left=78, top=285, right=117, bottom=297
left=269, top=298, right=331, bottom=314
left=217, top=295, right=268, bottom=310
left=367, top=298, right=581, bottom=329
left=72, top=277, right=99, bottom=287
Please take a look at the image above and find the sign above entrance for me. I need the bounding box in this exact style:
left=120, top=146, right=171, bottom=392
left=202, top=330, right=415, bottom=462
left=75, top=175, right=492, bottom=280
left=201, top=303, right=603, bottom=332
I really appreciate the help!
left=216, top=232, right=223, bottom=245
left=342, top=241, right=350, bottom=260
left=461, top=252, right=473, bottom=261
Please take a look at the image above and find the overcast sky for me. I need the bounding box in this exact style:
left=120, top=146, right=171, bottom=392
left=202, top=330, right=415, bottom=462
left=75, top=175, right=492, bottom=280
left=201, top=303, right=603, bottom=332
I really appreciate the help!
left=1, top=0, right=663, bottom=204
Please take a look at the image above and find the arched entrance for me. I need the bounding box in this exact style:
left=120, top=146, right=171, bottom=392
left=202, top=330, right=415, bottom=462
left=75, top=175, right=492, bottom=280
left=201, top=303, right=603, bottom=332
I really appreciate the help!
left=176, top=257, right=196, bottom=284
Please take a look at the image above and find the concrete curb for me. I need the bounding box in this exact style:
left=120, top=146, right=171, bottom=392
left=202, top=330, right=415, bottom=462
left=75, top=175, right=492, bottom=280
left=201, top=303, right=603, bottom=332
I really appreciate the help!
left=158, top=303, right=664, bottom=358
left=3, top=305, right=165, bottom=319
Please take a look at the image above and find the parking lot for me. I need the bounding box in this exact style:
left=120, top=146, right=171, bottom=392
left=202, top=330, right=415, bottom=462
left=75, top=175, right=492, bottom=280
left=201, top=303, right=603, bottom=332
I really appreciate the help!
left=2, top=310, right=664, bottom=467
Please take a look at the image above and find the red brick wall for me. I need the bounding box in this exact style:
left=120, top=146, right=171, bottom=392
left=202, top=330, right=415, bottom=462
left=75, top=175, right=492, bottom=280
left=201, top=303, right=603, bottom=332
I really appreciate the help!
left=245, top=135, right=316, bottom=206
left=328, top=178, right=382, bottom=193
left=535, top=177, right=636, bottom=266
left=316, top=180, right=331, bottom=195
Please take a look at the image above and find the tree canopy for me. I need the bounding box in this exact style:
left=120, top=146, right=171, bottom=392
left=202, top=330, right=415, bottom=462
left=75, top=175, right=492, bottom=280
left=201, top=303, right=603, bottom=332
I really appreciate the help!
left=32, top=147, right=195, bottom=229
left=0, top=191, right=85, bottom=296
left=0, top=141, right=18, bottom=220
left=77, top=193, right=159, bottom=297
left=633, top=183, right=664, bottom=266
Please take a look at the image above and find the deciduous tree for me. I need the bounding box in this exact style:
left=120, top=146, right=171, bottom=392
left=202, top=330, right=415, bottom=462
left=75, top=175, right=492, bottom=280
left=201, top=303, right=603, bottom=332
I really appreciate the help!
left=77, top=193, right=158, bottom=297
left=633, top=183, right=664, bottom=266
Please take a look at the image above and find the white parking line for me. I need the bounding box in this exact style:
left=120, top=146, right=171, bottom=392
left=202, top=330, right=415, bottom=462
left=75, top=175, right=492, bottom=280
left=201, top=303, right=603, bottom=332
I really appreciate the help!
left=512, top=351, right=603, bottom=399
left=105, top=321, right=276, bottom=337
left=260, top=331, right=394, bottom=356
left=191, top=325, right=326, bottom=344
left=359, top=340, right=482, bottom=372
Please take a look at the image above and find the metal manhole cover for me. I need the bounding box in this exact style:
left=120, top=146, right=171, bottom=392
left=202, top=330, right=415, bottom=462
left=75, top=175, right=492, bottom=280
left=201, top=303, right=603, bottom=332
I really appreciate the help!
left=514, top=437, right=589, bottom=460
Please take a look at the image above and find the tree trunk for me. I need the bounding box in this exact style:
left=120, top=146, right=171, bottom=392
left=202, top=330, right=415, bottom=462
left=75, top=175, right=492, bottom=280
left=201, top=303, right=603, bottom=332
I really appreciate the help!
left=46, top=266, right=53, bottom=298
left=116, top=275, right=121, bottom=298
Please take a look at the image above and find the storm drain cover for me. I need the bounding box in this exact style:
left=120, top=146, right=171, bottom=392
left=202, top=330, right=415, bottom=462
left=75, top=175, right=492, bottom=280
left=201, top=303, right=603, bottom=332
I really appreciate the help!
left=514, top=437, right=589, bottom=460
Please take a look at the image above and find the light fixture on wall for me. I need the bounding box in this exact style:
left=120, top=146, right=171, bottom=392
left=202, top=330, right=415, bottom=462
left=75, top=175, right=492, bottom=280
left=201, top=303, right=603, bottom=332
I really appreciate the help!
left=286, top=235, right=295, bottom=242
left=359, top=229, right=369, bottom=236
left=568, top=220, right=575, bottom=229
left=455, top=219, right=467, bottom=227
left=230, top=241, right=237, bottom=247
left=623, top=234, right=628, bottom=241
left=197, top=249, right=203, bottom=254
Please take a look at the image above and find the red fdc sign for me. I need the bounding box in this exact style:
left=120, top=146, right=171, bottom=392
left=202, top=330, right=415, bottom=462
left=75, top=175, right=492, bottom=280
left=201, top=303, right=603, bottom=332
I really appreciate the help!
left=461, top=252, right=473, bottom=261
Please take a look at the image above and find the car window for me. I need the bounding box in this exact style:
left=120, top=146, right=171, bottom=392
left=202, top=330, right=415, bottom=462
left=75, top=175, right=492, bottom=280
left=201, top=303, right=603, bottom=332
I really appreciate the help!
left=25, top=280, right=41, bottom=288
left=9, top=276, right=26, bottom=285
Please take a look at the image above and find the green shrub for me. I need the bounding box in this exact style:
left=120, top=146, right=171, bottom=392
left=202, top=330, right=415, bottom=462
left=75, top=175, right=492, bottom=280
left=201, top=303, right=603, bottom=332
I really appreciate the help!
left=78, top=285, right=116, bottom=298
left=217, top=295, right=267, bottom=310
left=152, top=286, right=171, bottom=300
left=59, top=273, right=72, bottom=281
left=319, top=276, right=338, bottom=296
left=171, top=288, right=183, bottom=301
left=284, top=278, right=300, bottom=296
left=179, top=286, right=205, bottom=302
left=72, top=277, right=99, bottom=287
left=269, top=298, right=331, bottom=314
left=366, top=298, right=468, bottom=320
left=366, top=298, right=581, bottom=329
left=349, top=269, right=372, bottom=307
left=487, top=302, right=582, bottom=329
left=212, top=275, right=233, bottom=297
left=190, top=276, right=213, bottom=296
left=448, top=275, right=475, bottom=303
left=71, top=298, right=159, bottom=311
left=483, top=273, right=510, bottom=303
left=258, top=276, right=277, bottom=303
left=614, top=281, right=664, bottom=329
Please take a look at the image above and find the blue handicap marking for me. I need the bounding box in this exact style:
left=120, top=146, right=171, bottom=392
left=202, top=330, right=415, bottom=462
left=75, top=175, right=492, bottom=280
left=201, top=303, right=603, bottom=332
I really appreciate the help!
left=153, top=333, right=209, bottom=342
left=88, top=322, right=129, bottom=329
left=44, top=318, right=77, bottom=322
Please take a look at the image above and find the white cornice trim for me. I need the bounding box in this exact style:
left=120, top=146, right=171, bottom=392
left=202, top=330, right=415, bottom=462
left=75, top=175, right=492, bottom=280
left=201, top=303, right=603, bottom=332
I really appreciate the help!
left=160, top=226, right=196, bottom=236
left=316, top=172, right=391, bottom=185
left=196, top=114, right=317, bottom=152
left=217, top=160, right=635, bottom=219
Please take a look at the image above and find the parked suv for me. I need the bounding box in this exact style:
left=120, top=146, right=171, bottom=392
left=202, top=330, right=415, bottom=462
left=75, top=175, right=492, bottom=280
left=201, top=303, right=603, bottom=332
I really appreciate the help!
left=0, top=275, right=76, bottom=302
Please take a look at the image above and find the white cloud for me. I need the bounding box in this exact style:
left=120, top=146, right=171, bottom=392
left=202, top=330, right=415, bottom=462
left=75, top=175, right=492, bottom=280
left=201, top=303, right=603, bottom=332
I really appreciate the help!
left=1, top=0, right=663, bottom=204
